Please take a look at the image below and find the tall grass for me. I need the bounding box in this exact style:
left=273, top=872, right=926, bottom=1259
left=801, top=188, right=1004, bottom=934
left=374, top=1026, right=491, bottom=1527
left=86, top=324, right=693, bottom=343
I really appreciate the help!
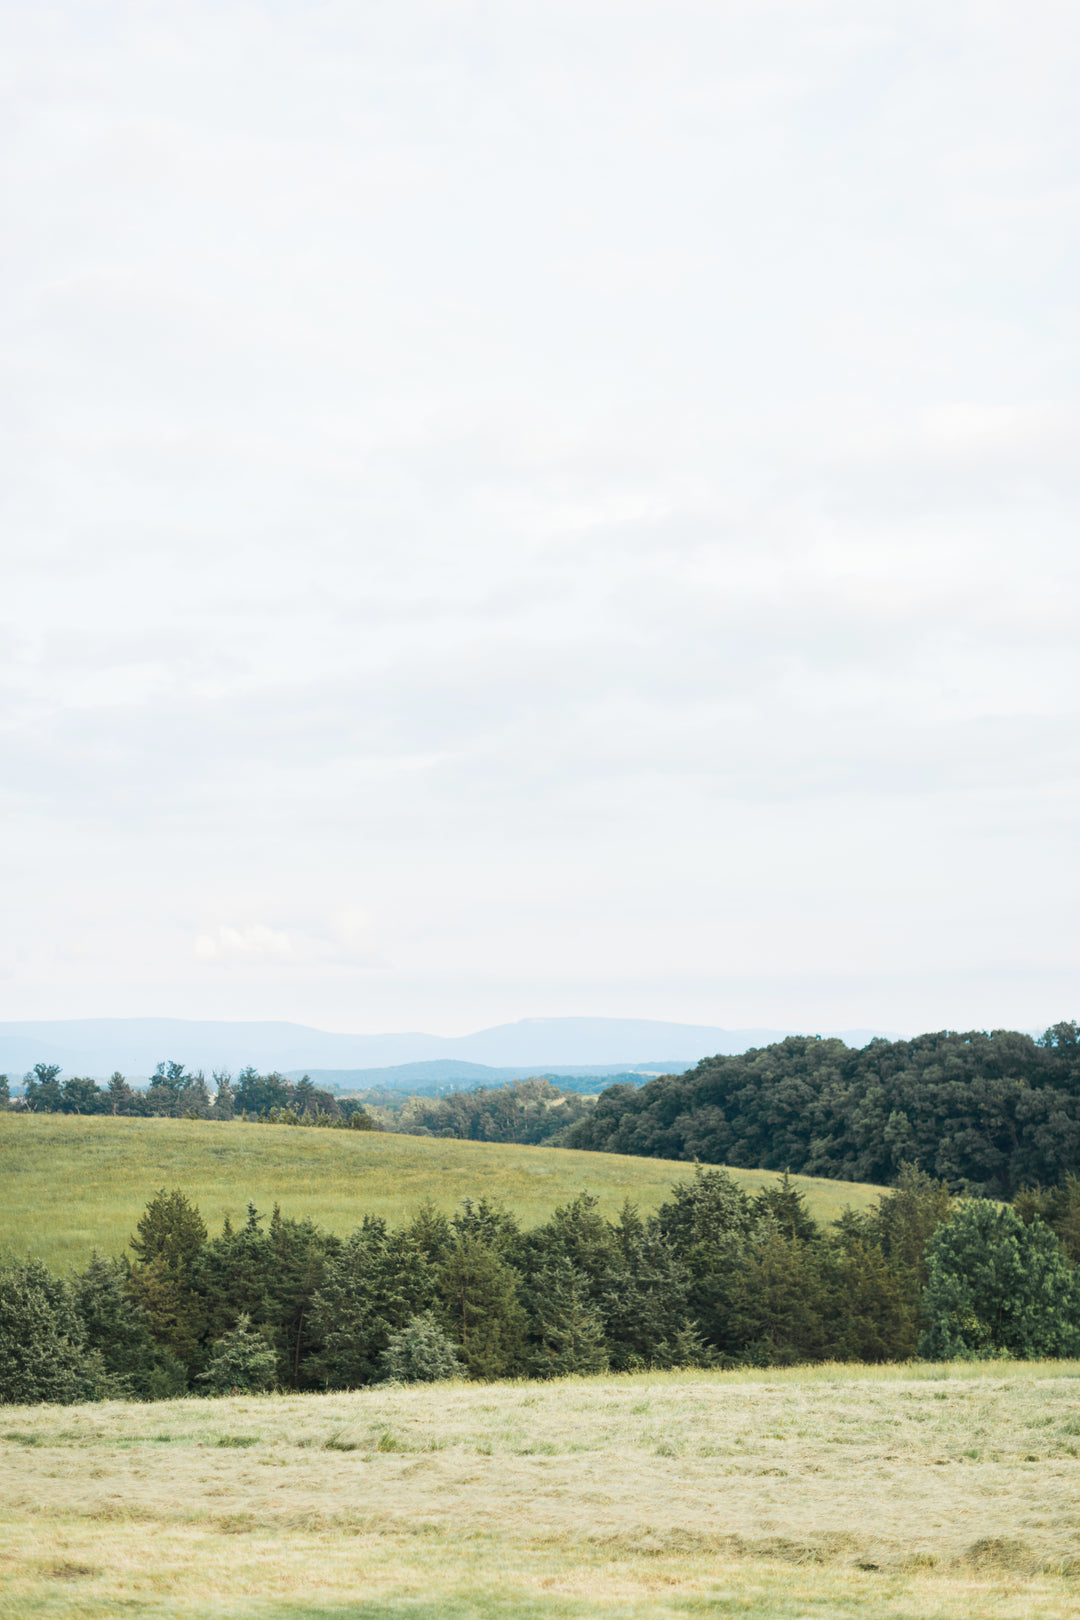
left=0, top=1114, right=886, bottom=1270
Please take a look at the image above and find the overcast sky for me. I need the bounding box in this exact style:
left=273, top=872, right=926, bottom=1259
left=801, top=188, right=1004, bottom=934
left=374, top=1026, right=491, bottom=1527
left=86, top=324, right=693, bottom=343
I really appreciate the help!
left=2, top=0, right=1078, bottom=1038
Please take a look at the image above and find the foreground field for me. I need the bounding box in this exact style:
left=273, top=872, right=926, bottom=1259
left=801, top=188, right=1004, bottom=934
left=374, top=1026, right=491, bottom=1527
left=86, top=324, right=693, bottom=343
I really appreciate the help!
left=2, top=1362, right=1080, bottom=1619
left=0, top=1115, right=886, bottom=1270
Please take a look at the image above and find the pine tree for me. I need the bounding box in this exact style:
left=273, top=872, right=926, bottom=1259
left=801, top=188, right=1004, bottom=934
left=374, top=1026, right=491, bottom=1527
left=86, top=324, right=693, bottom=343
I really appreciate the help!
left=526, top=1257, right=609, bottom=1377
left=73, top=1254, right=187, bottom=1398
left=310, top=1218, right=438, bottom=1387
left=127, top=1189, right=208, bottom=1370
left=379, top=1312, right=463, bottom=1382
left=0, top=1261, right=106, bottom=1404
left=438, top=1233, right=526, bottom=1380
left=198, top=1314, right=278, bottom=1395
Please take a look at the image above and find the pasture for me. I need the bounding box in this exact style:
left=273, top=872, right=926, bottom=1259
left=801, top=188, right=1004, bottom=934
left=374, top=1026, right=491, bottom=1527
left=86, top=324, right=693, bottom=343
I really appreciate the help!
left=2, top=1362, right=1080, bottom=1618
left=0, top=1115, right=885, bottom=1271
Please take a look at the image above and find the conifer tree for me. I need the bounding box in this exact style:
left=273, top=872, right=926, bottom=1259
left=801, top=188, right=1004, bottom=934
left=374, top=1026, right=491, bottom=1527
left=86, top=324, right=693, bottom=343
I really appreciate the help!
left=379, top=1311, right=463, bottom=1382
left=127, top=1189, right=208, bottom=1370
left=0, top=1261, right=106, bottom=1404
left=438, top=1233, right=527, bottom=1379
left=198, top=1314, right=278, bottom=1395
left=525, top=1257, right=609, bottom=1377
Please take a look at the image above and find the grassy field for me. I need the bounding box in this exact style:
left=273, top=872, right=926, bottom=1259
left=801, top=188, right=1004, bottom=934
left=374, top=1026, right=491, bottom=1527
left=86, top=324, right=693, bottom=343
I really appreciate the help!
left=2, top=1361, right=1080, bottom=1618
left=0, top=1115, right=886, bottom=1271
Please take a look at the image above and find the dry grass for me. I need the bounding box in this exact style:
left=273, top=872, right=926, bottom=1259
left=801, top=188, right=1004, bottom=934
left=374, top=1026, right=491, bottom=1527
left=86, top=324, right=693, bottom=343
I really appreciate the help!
left=0, top=1115, right=886, bottom=1271
left=3, top=1362, right=1080, bottom=1617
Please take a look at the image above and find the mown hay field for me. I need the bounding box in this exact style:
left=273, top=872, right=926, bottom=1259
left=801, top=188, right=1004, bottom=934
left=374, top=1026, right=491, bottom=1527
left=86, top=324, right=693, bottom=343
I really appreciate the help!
left=3, top=1362, right=1080, bottom=1618
left=0, top=1115, right=886, bottom=1270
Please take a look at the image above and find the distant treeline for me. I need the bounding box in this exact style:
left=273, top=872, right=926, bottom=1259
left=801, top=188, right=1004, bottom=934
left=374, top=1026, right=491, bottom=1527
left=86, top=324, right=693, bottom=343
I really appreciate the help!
left=398, top=1077, right=596, bottom=1143
left=4, top=1167, right=1080, bottom=1406
left=561, top=1024, right=1080, bottom=1197
left=6, top=1063, right=375, bottom=1129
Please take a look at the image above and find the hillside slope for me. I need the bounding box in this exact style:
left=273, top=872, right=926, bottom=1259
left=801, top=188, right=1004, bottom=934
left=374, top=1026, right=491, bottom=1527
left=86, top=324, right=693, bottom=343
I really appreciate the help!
left=0, top=1115, right=885, bottom=1271
left=563, top=1025, right=1080, bottom=1194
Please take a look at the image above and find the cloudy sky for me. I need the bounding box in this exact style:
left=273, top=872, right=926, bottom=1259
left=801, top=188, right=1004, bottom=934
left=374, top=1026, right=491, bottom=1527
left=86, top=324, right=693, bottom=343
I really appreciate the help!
left=2, top=0, right=1078, bottom=1038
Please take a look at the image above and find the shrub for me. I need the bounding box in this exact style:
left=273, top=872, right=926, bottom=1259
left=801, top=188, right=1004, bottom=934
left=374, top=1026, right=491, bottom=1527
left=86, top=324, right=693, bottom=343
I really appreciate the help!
left=379, top=1312, right=463, bottom=1382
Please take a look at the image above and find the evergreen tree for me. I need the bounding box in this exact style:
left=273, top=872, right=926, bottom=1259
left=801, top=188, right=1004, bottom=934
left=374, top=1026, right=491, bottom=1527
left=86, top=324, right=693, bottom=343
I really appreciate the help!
left=525, top=1257, right=609, bottom=1377
left=310, top=1217, right=438, bottom=1387
left=821, top=1238, right=917, bottom=1362
left=406, top=1201, right=454, bottom=1266
left=191, top=1204, right=276, bottom=1374
left=525, top=1192, right=616, bottom=1298
left=106, top=1072, right=139, bottom=1115
left=451, top=1197, right=522, bottom=1257
left=379, top=1311, right=463, bottom=1382
left=869, top=1164, right=953, bottom=1281
left=726, top=1230, right=831, bottom=1366
left=753, top=1172, right=820, bottom=1242
left=73, top=1254, right=187, bottom=1398
left=198, top=1313, right=278, bottom=1395
left=1014, top=1175, right=1080, bottom=1263
left=127, top=1189, right=208, bottom=1369
left=0, top=1260, right=107, bottom=1404
left=210, top=1072, right=235, bottom=1120
left=438, top=1232, right=527, bottom=1380
left=601, top=1207, right=703, bottom=1370
left=655, top=1167, right=756, bottom=1355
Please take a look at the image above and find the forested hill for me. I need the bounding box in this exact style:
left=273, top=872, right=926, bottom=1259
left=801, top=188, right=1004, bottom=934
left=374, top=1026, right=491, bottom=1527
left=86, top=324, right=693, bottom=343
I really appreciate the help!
left=560, top=1023, right=1080, bottom=1196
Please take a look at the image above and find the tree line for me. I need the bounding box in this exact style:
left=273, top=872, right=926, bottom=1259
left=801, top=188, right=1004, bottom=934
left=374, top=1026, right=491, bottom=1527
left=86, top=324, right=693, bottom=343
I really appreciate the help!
left=4, top=1167, right=1080, bottom=1404
left=7, top=1062, right=375, bottom=1128
left=400, top=1077, right=595, bottom=1143
left=560, top=1023, right=1080, bottom=1195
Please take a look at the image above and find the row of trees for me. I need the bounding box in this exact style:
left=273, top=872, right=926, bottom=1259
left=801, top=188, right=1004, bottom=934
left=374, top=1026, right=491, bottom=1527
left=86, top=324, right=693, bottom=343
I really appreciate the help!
left=4, top=1168, right=1080, bottom=1404
left=562, top=1023, right=1080, bottom=1195
left=401, top=1077, right=595, bottom=1143
left=9, top=1063, right=375, bottom=1128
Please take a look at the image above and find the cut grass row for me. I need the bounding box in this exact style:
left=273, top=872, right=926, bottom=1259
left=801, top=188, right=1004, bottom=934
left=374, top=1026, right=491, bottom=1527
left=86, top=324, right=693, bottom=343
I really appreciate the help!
left=3, top=1361, right=1080, bottom=1617
left=0, top=1115, right=887, bottom=1270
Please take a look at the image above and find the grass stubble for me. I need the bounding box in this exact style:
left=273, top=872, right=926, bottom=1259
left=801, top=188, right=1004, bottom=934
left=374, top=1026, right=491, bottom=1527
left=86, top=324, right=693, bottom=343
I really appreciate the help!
left=2, top=1362, right=1080, bottom=1619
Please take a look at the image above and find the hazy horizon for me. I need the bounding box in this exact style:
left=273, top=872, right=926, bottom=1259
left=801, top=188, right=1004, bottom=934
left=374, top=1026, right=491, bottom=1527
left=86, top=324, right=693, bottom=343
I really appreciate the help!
left=0, top=1012, right=908, bottom=1082
left=3, top=2, right=1077, bottom=1037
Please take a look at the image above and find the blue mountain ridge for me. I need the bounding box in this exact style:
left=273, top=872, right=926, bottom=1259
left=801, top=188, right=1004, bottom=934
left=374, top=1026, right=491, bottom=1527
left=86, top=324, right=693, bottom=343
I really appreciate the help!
left=0, top=1015, right=898, bottom=1082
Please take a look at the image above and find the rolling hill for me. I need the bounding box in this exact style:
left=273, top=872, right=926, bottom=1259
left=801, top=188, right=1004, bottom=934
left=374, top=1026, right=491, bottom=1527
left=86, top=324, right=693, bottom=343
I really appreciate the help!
left=0, top=1114, right=887, bottom=1272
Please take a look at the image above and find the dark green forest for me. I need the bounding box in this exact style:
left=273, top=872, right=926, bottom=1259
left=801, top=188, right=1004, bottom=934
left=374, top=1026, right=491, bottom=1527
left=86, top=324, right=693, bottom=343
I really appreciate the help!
left=4, top=1167, right=1080, bottom=1405
left=560, top=1023, right=1080, bottom=1195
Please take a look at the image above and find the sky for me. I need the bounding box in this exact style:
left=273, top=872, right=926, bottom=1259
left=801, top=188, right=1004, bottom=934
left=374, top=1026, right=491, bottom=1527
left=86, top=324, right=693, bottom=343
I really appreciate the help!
left=2, top=0, right=1078, bottom=1039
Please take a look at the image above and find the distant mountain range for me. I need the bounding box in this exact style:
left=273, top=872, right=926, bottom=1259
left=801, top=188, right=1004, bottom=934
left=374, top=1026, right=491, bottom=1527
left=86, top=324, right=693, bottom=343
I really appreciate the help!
left=283, top=1060, right=681, bottom=1095
left=0, top=1015, right=898, bottom=1082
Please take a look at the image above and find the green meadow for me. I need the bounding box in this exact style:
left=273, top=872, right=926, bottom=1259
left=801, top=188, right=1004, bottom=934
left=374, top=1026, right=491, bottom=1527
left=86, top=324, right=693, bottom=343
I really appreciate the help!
left=0, top=1114, right=886, bottom=1270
